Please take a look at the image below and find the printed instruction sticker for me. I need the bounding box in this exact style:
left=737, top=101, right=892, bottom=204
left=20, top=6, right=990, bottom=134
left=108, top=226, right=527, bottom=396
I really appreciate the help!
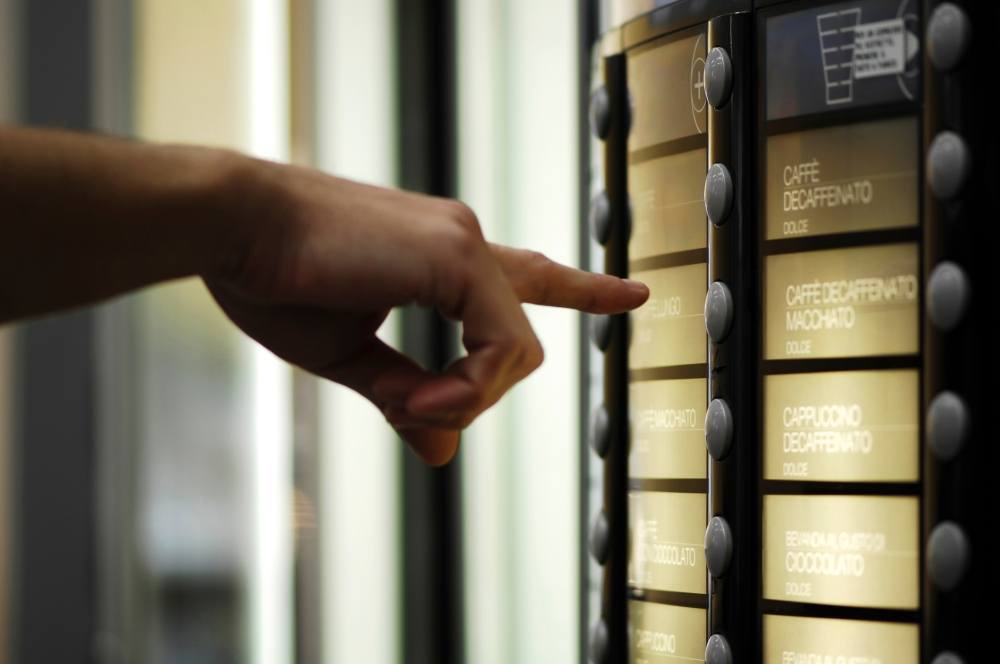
left=853, top=18, right=906, bottom=79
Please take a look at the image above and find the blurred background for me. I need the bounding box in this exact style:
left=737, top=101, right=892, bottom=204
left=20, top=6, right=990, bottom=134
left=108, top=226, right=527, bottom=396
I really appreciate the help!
left=0, top=0, right=608, bottom=662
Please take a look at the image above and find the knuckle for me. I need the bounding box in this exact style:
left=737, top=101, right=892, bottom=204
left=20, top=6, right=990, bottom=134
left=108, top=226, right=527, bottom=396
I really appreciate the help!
left=497, top=335, right=544, bottom=376
left=525, top=250, right=552, bottom=273
left=521, top=337, right=545, bottom=372
left=462, top=381, right=486, bottom=407
left=524, top=251, right=556, bottom=304
left=442, top=199, right=482, bottom=235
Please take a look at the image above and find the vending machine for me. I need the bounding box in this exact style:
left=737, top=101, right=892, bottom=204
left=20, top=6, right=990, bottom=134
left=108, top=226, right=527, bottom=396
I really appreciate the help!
left=585, top=1, right=995, bottom=662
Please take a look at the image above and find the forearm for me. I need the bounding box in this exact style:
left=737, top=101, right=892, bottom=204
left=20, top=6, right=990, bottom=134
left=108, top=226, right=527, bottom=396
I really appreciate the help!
left=0, top=126, right=249, bottom=322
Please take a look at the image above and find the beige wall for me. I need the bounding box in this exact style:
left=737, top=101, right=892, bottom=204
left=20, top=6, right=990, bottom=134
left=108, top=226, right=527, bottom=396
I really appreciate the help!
left=134, top=0, right=250, bottom=149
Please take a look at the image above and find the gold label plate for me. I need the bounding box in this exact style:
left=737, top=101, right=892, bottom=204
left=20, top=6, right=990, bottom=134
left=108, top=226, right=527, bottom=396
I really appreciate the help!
left=630, top=378, right=707, bottom=479
left=764, top=370, right=919, bottom=482
left=765, top=243, right=919, bottom=360
left=763, top=494, right=919, bottom=609
left=629, top=492, right=707, bottom=594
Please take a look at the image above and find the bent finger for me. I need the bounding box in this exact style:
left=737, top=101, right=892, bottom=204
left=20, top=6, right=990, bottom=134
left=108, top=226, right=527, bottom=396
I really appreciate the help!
left=316, top=337, right=465, bottom=465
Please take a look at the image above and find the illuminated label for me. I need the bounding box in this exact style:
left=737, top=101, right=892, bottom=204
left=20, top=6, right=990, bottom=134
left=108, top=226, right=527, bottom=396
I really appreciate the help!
left=630, top=378, right=707, bottom=480
left=765, top=244, right=918, bottom=360
left=630, top=148, right=707, bottom=259
left=629, top=601, right=706, bottom=664
left=765, top=0, right=921, bottom=120
left=628, top=32, right=707, bottom=151
left=765, top=370, right=918, bottom=482
left=763, top=495, right=919, bottom=609
left=629, top=492, right=706, bottom=594
left=764, top=614, right=919, bottom=664
left=766, top=117, right=918, bottom=239
left=630, top=264, right=707, bottom=369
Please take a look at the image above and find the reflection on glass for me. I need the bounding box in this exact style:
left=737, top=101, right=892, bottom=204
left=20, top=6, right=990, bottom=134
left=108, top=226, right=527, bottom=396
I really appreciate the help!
left=629, top=379, right=707, bottom=479
left=629, top=601, right=707, bottom=664
left=627, top=32, right=707, bottom=152
left=629, top=492, right=707, bottom=594
left=630, top=264, right=707, bottom=369
left=629, top=148, right=707, bottom=259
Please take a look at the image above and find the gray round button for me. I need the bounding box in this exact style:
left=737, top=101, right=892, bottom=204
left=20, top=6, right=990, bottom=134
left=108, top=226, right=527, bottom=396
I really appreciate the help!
left=705, top=399, right=734, bottom=461
left=589, top=620, right=609, bottom=664
left=927, top=391, right=970, bottom=461
left=927, top=521, right=970, bottom=591
left=928, top=4, right=970, bottom=72
left=705, top=281, right=735, bottom=343
left=589, top=510, right=610, bottom=565
left=591, top=314, right=612, bottom=351
left=927, top=131, right=970, bottom=200
left=590, top=404, right=611, bottom=458
left=705, top=163, right=734, bottom=226
left=590, top=191, right=611, bottom=245
left=705, top=47, right=734, bottom=109
left=927, top=262, right=970, bottom=331
left=705, top=516, right=733, bottom=578
left=705, top=634, right=733, bottom=664
left=931, top=651, right=965, bottom=664
left=590, top=86, right=611, bottom=140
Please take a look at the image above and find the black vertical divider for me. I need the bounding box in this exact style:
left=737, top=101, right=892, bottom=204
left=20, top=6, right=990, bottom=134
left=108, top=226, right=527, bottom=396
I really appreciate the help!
left=578, top=3, right=599, bottom=663
left=395, top=1, right=464, bottom=663
left=599, top=53, right=630, bottom=664
left=706, top=12, right=758, bottom=662
left=922, top=2, right=996, bottom=661
left=9, top=1, right=99, bottom=661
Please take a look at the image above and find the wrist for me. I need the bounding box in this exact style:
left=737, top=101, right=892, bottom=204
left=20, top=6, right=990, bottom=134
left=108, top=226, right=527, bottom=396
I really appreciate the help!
left=175, top=146, right=284, bottom=283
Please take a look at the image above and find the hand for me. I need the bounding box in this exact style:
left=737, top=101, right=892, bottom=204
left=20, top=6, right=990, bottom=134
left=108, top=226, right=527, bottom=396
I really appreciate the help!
left=206, top=160, right=648, bottom=465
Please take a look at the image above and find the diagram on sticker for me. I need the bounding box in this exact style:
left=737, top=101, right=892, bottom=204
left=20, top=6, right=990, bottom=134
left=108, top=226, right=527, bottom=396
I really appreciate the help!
left=816, top=2, right=920, bottom=106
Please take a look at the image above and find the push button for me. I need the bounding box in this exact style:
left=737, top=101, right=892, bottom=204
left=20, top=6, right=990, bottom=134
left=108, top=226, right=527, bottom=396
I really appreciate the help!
left=705, top=516, right=733, bottom=578
left=927, top=262, right=970, bottom=331
left=705, top=163, right=734, bottom=226
left=705, top=281, right=734, bottom=343
left=589, top=86, right=611, bottom=140
left=590, top=404, right=611, bottom=458
left=589, top=510, right=610, bottom=565
left=705, top=47, right=733, bottom=109
left=590, top=314, right=612, bottom=351
left=928, top=3, right=970, bottom=72
left=931, top=652, right=965, bottom=664
left=927, top=521, right=970, bottom=591
left=589, top=620, right=609, bottom=664
left=927, top=391, right=969, bottom=461
left=927, top=132, right=970, bottom=200
left=705, top=398, right=734, bottom=461
left=590, top=191, right=611, bottom=245
left=705, top=634, right=733, bottom=664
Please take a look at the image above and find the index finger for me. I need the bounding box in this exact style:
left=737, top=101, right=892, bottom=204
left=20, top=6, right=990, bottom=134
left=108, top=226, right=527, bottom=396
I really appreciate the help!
left=490, top=244, right=648, bottom=313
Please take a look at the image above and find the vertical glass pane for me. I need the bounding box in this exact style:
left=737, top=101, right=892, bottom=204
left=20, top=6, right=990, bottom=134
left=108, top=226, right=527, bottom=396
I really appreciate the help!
left=314, top=2, right=401, bottom=663
left=459, top=2, right=580, bottom=662
left=133, top=1, right=293, bottom=662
